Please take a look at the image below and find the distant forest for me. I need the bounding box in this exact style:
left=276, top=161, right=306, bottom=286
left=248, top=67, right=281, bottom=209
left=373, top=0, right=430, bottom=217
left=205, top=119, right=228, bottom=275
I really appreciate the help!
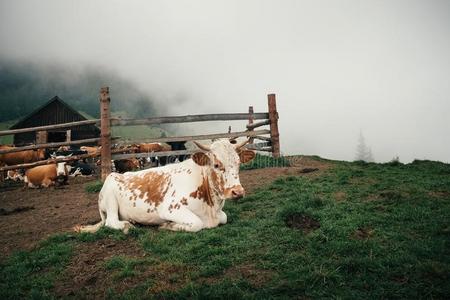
left=0, top=61, right=164, bottom=122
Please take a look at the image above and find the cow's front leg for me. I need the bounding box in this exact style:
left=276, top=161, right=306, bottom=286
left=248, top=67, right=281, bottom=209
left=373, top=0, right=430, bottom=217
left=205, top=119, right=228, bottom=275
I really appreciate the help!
left=42, top=178, right=54, bottom=188
left=105, top=219, right=134, bottom=234
left=160, top=208, right=204, bottom=232
left=218, top=210, right=227, bottom=225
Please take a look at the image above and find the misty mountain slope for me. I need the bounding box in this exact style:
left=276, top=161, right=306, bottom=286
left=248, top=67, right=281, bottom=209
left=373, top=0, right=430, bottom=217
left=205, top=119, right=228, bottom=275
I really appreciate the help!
left=0, top=61, right=165, bottom=122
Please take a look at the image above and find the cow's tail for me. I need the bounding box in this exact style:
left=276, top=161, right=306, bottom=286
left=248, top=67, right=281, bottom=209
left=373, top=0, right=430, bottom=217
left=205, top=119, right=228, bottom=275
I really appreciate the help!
left=74, top=208, right=106, bottom=233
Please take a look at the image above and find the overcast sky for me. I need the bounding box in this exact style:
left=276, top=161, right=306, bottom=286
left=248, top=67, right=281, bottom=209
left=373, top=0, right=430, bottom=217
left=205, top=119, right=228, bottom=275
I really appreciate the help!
left=1, top=0, right=449, bottom=162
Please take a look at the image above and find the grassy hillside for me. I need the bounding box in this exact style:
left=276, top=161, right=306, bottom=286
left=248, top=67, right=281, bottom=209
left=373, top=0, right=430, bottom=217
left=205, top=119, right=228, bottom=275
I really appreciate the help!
left=1, top=158, right=449, bottom=298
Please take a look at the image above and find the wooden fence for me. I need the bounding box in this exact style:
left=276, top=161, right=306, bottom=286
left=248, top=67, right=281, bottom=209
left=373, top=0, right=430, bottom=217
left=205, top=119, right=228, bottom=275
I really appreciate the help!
left=0, top=87, right=280, bottom=181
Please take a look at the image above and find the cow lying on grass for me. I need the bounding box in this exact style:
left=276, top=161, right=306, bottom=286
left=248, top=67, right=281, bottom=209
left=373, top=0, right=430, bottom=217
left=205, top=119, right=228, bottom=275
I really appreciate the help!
left=75, top=139, right=255, bottom=233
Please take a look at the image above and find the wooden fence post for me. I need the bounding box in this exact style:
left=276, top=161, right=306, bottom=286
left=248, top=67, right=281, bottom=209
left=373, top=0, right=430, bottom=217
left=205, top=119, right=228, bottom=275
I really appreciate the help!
left=267, top=94, right=280, bottom=158
left=100, top=87, right=112, bottom=181
left=248, top=106, right=254, bottom=144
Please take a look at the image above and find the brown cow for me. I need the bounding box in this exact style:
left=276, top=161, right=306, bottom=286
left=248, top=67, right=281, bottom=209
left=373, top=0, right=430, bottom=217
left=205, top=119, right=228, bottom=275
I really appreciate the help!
left=136, top=143, right=171, bottom=153
left=0, top=145, right=46, bottom=165
left=24, top=158, right=70, bottom=188
left=113, top=158, right=140, bottom=173
left=80, top=146, right=101, bottom=157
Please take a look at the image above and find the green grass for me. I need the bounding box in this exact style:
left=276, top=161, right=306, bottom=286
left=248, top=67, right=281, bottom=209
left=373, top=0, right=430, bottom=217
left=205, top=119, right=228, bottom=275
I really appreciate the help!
left=1, top=158, right=450, bottom=299
left=85, top=180, right=103, bottom=193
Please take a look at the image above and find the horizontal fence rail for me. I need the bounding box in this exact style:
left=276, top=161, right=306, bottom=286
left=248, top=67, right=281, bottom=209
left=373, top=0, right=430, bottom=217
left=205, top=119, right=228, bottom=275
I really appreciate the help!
left=117, top=129, right=270, bottom=145
left=246, top=142, right=271, bottom=150
left=113, top=149, right=197, bottom=160
left=0, top=137, right=121, bottom=154
left=0, top=147, right=133, bottom=172
left=0, top=153, right=96, bottom=172
left=112, top=142, right=270, bottom=160
left=110, top=112, right=269, bottom=126
left=246, top=119, right=270, bottom=130
left=0, top=119, right=100, bottom=137
left=253, top=135, right=272, bottom=142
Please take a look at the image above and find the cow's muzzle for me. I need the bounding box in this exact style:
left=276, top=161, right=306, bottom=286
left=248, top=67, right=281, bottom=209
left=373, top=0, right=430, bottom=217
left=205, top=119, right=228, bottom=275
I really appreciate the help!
left=230, top=186, right=245, bottom=199
left=56, top=174, right=68, bottom=185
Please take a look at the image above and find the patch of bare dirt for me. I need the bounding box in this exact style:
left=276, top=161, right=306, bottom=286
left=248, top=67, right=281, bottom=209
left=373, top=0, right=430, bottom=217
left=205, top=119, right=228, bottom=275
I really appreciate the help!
left=224, top=264, right=274, bottom=288
left=285, top=213, right=320, bottom=233
left=365, top=190, right=410, bottom=202
left=428, top=191, right=450, bottom=198
left=0, top=176, right=99, bottom=258
left=351, top=227, right=375, bottom=240
left=333, top=191, right=347, bottom=202
left=240, top=156, right=332, bottom=193
left=53, top=237, right=193, bottom=298
left=53, top=239, right=146, bottom=298
left=349, top=177, right=378, bottom=185
left=200, top=263, right=274, bottom=288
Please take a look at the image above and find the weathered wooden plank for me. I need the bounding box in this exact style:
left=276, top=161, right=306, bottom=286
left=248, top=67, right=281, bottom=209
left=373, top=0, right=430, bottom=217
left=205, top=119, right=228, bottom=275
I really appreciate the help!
left=113, top=149, right=197, bottom=160
left=268, top=94, right=280, bottom=157
left=117, top=129, right=270, bottom=144
left=246, top=142, right=271, bottom=150
left=110, top=112, right=269, bottom=126
left=253, top=135, right=272, bottom=142
left=246, top=119, right=270, bottom=130
left=0, top=153, right=96, bottom=172
left=254, top=147, right=273, bottom=152
left=100, top=87, right=112, bottom=181
left=0, top=138, right=101, bottom=154
left=112, top=143, right=270, bottom=160
left=0, top=119, right=100, bottom=137
left=248, top=106, right=255, bottom=144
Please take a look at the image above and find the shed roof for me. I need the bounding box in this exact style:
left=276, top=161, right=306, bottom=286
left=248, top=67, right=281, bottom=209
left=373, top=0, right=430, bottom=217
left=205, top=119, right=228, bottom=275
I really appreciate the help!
left=10, top=96, right=98, bottom=131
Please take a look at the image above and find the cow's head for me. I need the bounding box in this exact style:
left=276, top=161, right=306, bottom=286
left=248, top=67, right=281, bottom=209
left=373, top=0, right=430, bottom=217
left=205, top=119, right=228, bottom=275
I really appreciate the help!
left=192, top=139, right=255, bottom=200
left=36, top=148, right=46, bottom=160
left=51, top=154, right=71, bottom=177
left=129, top=158, right=140, bottom=170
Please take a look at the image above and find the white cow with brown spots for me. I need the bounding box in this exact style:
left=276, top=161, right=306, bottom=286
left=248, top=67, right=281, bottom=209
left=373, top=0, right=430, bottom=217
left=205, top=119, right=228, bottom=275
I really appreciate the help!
left=75, top=139, right=255, bottom=233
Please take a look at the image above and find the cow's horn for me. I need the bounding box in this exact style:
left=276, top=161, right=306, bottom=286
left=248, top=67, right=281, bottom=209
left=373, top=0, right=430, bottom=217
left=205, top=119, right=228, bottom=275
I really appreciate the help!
left=234, top=139, right=249, bottom=150
left=193, top=141, right=211, bottom=151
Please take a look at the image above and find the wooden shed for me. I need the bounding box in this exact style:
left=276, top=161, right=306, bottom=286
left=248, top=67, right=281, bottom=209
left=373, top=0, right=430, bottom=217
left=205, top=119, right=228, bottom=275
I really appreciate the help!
left=10, top=96, right=100, bottom=146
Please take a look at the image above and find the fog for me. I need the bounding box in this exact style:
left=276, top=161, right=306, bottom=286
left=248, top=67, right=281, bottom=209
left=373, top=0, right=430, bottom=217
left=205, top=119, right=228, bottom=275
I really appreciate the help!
left=1, top=0, right=449, bottom=162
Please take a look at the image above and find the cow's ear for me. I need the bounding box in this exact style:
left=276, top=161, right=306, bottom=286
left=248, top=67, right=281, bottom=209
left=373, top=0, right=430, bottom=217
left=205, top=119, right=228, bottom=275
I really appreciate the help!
left=238, top=150, right=256, bottom=164
left=192, top=152, right=210, bottom=166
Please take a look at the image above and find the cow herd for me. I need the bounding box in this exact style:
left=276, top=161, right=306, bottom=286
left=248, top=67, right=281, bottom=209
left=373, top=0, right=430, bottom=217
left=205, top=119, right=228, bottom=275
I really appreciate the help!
left=2, top=139, right=256, bottom=232
left=0, top=141, right=188, bottom=188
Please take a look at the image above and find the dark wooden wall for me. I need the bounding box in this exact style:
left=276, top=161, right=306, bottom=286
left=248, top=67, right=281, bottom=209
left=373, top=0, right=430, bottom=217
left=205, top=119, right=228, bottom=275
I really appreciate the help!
left=11, top=98, right=99, bottom=146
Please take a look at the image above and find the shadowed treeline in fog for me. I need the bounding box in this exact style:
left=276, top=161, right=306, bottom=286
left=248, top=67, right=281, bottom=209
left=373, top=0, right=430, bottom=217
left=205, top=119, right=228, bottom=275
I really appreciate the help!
left=0, top=61, right=165, bottom=122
